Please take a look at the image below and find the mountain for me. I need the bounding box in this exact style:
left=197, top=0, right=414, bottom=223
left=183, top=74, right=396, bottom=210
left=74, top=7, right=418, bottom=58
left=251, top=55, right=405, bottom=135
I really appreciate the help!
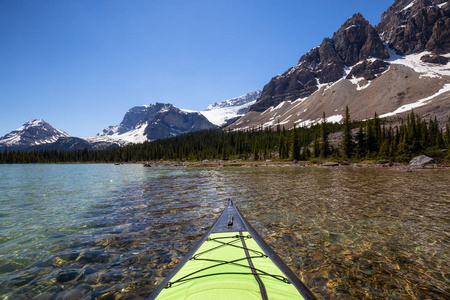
left=1, top=91, right=259, bottom=151
left=0, top=119, right=120, bottom=151
left=229, top=0, right=450, bottom=131
left=91, top=103, right=217, bottom=144
left=200, top=90, right=262, bottom=126
left=249, top=13, right=389, bottom=113
left=90, top=91, right=261, bottom=144
left=0, top=119, right=69, bottom=151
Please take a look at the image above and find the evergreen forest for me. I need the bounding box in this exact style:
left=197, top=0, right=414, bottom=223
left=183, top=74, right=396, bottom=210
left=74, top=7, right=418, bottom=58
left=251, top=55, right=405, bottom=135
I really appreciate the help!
left=1, top=110, right=449, bottom=164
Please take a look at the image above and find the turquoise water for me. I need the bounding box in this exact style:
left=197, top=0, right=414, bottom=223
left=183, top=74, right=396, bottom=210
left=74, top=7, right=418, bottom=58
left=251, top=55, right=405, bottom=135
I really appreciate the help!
left=0, top=164, right=449, bottom=299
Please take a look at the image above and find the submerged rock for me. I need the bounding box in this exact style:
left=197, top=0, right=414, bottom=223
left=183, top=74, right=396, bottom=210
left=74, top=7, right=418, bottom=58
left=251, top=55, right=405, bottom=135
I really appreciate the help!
left=409, top=155, right=436, bottom=167
left=56, top=270, right=82, bottom=283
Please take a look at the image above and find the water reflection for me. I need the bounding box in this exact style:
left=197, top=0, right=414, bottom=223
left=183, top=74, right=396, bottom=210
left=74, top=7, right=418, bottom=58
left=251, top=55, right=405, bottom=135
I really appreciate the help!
left=0, top=165, right=449, bottom=299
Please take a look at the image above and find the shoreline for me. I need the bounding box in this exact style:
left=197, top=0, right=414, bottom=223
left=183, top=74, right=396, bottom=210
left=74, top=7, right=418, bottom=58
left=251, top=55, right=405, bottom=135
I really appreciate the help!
left=2, top=160, right=449, bottom=170
left=139, top=159, right=450, bottom=170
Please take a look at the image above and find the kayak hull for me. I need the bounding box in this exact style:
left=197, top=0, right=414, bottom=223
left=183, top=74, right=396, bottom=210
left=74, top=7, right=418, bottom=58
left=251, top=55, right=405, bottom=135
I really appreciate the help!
left=149, top=200, right=316, bottom=300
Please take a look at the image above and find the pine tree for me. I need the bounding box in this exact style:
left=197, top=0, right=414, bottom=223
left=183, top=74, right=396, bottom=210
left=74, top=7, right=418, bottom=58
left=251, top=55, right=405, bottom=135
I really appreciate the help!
left=445, top=117, right=450, bottom=147
left=429, top=116, right=439, bottom=148
left=366, top=119, right=376, bottom=156
left=436, top=129, right=445, bottom=149
left=290, top=125, right=301, bottom=161
left=253, top=145, right=259, bottom=161
left=341, top=106, right=353, bottom=159
left=379, top=140, right=390, bottom=159
left=313, top=135, right=320, bottom=158
left=278, top=133, right=285, bottom=159
left=302, top=144, right=310, bottom=160
left=355, top=123, right=365, bottom=158
left=374, top=112, right=381, bottom=148
left=420, top=120, right=428, bottom=149
left=320, top=112, right=329, bottom=158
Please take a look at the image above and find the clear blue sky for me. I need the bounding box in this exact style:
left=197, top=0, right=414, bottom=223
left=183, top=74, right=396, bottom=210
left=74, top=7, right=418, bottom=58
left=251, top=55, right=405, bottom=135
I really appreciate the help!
left=1, top=0, right=394, bottom=138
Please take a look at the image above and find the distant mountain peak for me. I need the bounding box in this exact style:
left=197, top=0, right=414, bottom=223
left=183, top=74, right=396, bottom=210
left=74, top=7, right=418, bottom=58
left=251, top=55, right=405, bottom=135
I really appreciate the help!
left=205, top=90, right=262, bottom=111
left=92, top=102, right=216, bottom=144
left=23, top=119, right=45, bottom=126
left=0, top=119, right=69, bottom=150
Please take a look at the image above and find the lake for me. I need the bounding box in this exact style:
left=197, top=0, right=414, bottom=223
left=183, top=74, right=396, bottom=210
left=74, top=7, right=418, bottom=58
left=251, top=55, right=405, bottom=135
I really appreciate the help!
left=0, top=164, right=449, bottom=299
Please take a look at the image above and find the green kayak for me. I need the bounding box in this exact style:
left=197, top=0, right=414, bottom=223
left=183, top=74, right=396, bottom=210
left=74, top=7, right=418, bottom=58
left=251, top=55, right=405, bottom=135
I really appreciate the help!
left=149, top=199, right=316, bottom=300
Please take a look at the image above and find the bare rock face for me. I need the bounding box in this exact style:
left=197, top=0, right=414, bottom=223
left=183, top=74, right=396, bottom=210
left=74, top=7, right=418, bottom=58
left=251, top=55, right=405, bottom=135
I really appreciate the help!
left=143, top=105, right=216, bottom=140
left=250, top=13, right=388, bottom=112
left=377, top=0, right=450, bottom=55
left=427, top=12, right=450, bottom=53
left=420, top=54, right=450, bottom=64
left=97, top=103, right=217, bottom=142
left=346, top=59, right=389, bottom=81
left=316, top=38, right=346, bottom=83
left=332, top=13, right=389, bottom=66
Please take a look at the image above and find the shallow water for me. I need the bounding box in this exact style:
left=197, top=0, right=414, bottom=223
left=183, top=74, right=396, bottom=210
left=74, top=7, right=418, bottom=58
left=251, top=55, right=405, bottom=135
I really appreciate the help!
left=0, top=164, right=449, bottom=299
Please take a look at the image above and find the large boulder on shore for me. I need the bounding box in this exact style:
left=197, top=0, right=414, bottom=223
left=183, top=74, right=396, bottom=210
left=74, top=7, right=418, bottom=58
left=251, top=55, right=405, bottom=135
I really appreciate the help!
left=409, top=155, right=436, bottom=166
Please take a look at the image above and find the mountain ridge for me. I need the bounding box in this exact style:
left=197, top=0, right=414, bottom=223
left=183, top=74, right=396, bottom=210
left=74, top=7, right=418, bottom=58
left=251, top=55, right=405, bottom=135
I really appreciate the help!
left=249, top=12, right=390, bottom=113
left=90, top=103, right=215, bottom=144
left=2, top=0, right=449, bottom=151
left=1, top=91, right=260, bottom=151
left=229, top=0, right=450, bottom=131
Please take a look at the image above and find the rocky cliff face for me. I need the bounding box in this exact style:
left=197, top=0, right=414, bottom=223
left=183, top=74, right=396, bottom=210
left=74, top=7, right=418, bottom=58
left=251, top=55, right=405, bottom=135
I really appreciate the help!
left=251, top=13, right=389, bottom=112
left=143, top=104, right=216, bottom=140
left=377, top=0, right=449, bottom=55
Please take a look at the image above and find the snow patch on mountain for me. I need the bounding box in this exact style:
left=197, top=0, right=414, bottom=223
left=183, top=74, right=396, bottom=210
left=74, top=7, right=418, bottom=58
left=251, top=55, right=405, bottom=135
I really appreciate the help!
left=200, top=90, right=261, bottom=126
left=89, top=123, right=148, bottom=145
left=380, top=83, right=450, bottom=118
left=386, top=47, right=450, bottom=78
left=401, top=0, right=417, bottom=12
left=348, top=77, right=372, bottom=90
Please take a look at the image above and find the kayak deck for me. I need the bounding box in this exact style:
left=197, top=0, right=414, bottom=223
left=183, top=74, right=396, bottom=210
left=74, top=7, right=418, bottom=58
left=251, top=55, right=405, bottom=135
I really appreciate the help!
left=149, top=200, right=316, bottom=300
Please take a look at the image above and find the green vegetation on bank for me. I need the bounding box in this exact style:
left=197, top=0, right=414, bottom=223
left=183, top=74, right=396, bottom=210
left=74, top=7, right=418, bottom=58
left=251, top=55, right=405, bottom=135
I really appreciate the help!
left=1, top=110, right=449, bottom=164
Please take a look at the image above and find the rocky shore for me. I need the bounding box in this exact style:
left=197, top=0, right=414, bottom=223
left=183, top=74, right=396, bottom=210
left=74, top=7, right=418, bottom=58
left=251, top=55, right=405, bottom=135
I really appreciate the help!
left=141, top=157, right=450, bottom=170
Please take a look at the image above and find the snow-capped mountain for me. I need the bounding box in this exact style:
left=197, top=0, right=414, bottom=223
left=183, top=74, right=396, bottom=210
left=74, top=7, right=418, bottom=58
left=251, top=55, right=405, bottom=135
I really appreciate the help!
left=90, top=92, right=262, bottom=144
left=91, top=103, right=217, bottom=144
left=0, top=119, right=69, bottom=150
left=1, top=91, right=262, bottom=150
left=0, top=119, right=119, bottom=151
left=229, top=0, right=450, bottom=131
left=200, top=90, right=261, bottom=126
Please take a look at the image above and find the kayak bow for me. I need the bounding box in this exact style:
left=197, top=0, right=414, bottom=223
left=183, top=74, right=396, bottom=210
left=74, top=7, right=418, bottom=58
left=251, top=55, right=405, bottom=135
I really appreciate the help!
left=149, top=199, right=316, bottom=300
